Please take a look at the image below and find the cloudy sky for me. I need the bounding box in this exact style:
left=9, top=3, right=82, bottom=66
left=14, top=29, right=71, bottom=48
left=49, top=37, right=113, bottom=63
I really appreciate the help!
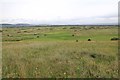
left=0, top=0, right=119, bottom=25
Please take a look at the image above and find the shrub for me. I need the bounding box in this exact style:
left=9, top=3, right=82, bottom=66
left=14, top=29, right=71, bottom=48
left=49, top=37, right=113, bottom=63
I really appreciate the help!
left=34, top=33, right=38, bottom=35
left=44, top=34, right=47, bottom=36
left=76, top=40, right=78, bottom=42
left=17, top=31, right=21, bottom=33
left=111, top=37, right=120, bottom=41
left=23, top=31, right=27, bottom=32
left=88, top=39, right=91, bottom=41
left=0, top=30, right=3, bottom=32
left=63, top=27, right=67, bottom=29
left=37, top=36, right=39, bottom=38
left=72, top=34, right=74, bottom=37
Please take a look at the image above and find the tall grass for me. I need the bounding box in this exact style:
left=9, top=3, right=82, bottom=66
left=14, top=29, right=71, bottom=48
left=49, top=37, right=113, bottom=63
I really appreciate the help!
left=2, top=41, right=118, bottom=78
left=2, top=26, right=118, bottom=78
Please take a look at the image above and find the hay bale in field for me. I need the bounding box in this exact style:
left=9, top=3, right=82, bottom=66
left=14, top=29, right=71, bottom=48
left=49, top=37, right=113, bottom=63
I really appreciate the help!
left=88, top=39, right=91, bottom=41
left=111, top=37, right=120, bottom=41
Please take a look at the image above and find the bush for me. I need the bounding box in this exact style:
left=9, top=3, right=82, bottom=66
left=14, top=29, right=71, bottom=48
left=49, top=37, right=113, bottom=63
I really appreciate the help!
left=0, top=30, right=3, bottom=32
left=44, top=34, right=47, bottom=36
left=88, top=39, right=91, bottom=41
left=37, top=36, right=39, bottom=38
left=111, top=37, right=120, bottom=40
left=72, top=34, right=74, bottom=36
left=76, top=40, right=78, bottom=42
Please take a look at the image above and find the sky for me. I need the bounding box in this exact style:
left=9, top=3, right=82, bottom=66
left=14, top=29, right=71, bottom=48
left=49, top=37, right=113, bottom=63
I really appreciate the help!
left=0, top=0, right=119, bottom=25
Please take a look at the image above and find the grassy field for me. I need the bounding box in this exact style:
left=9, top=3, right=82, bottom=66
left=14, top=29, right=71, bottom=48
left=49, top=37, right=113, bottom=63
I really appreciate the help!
left=2, top=26, right=118, bottom=78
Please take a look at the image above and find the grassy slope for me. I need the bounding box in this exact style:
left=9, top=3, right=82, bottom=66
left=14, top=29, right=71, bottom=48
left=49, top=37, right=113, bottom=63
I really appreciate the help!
left=2, top=26, right=118, bottom=78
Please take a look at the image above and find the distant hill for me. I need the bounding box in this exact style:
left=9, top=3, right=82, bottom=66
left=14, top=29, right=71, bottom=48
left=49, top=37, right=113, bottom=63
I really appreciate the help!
left=1, top=24, right=118, bottom=27
left=1, top=24, right=33, bottom=27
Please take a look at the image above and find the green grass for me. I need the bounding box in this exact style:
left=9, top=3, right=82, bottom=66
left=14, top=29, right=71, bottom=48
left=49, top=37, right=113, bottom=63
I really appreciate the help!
left=2, top=26, right=118, bottom=41
left=2, top=26, right=118, bottom=78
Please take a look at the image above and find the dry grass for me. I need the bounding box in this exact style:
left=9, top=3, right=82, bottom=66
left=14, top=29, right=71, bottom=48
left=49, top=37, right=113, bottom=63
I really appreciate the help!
left=2, top=41, right=118, bottom=78
left=2, top=26, right=118, bottom=78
